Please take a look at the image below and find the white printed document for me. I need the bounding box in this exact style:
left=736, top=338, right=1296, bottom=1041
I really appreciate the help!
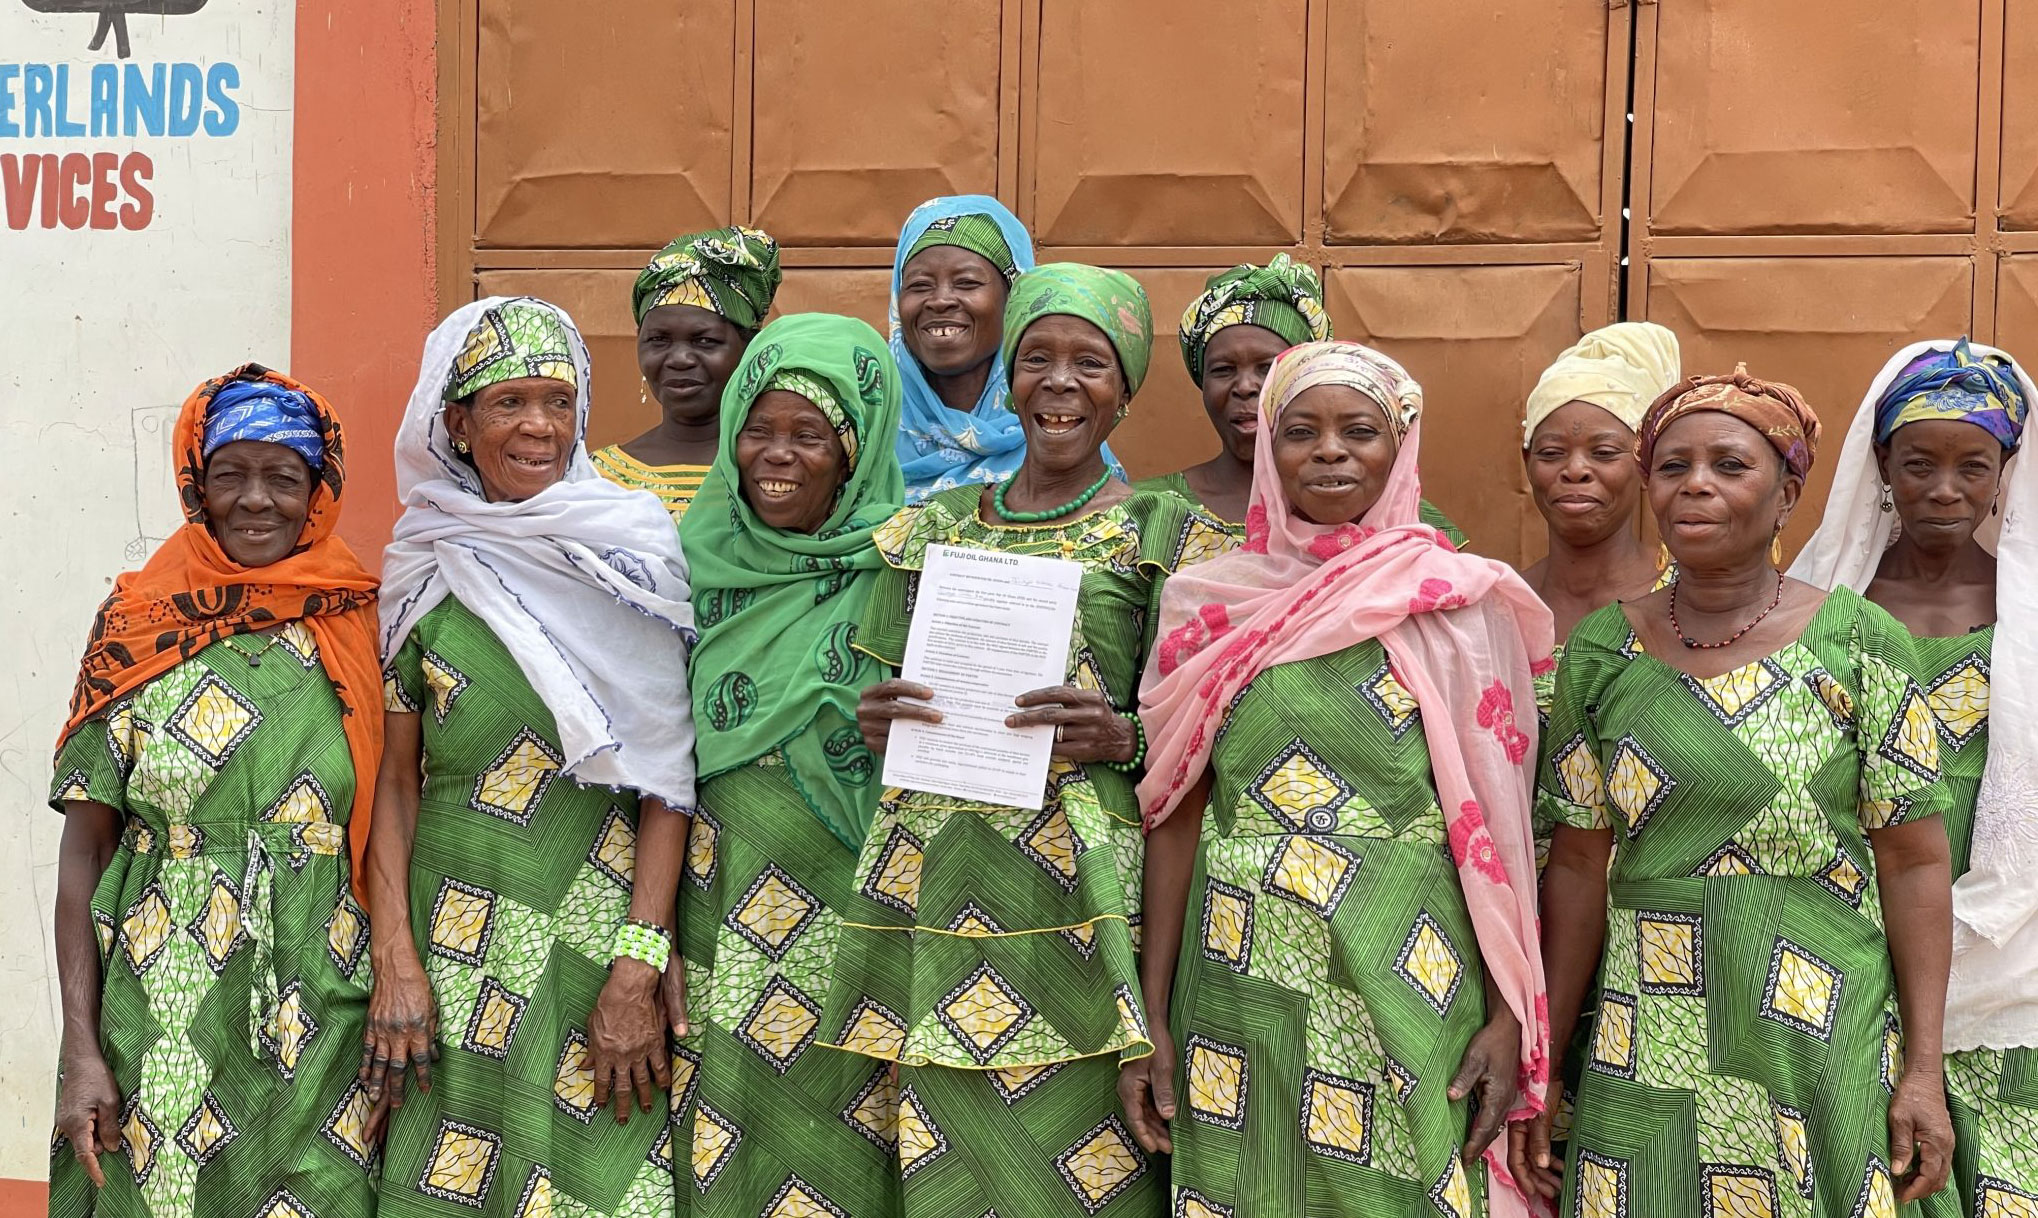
left=880, top=543, right=1083, bottom=810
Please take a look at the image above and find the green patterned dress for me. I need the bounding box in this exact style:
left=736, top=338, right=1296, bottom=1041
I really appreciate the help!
left=1541, top=588, right=1957, bottom=1218
left=1168, top=639, right=1492, bottom=1216
left=675, top=754, right=900, bottom=1217
left=814, top=486, right=1214, bottom=1218
left=1131, top=471, right=1468, bottom=552
left=47, top=622, right=378, bottom=1218
left=377, top=597, right=676, bottom=1218
left=1905, top=627, right=2038, bottom=1216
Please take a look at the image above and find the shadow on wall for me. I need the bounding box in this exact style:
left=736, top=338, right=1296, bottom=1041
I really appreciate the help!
left=20, top=1, right=209, bottom=59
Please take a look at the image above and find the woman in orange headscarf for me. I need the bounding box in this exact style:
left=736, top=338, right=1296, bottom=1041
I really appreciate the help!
left=47, top=366, right=383, bottom=1218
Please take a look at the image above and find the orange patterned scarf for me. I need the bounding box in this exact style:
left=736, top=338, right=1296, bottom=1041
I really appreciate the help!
left=60, top=365, right=382, bottom=896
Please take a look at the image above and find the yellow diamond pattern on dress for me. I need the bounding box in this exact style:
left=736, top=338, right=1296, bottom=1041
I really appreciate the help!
left=742, top=980, right=822, bottom=1068
left=844, top=1067, right=899, bottom=1146
left=1202, top=882, right=1251, bottom=970
left=1773, top=1102, right=1811, bottom=1199
left=989, top=1063, right=1058, bottom=1103
left=732, top=869, right=816, bottom=957
left=553, top=1032, right=596, bottom=1118
left=1687, top=661, right=1785, bottom=724
left=765, top=1179, right=846, bottom=1218
left=122, top=1101, right=158, bottom=1181
left=429, top=882, right=495, bottom=963
left=1023, top=806, right=1082, bottom=889
left=1763, top=941, right=1841, bottom=1039
left=328, top=898, right=366, bottom=970
left=253, top=1191, right=312, bottom=1218
left=320, top=1084, right=374, bottom=1167
left=686, top=812, right=719, bottom=886
left=1362, top=664, right=1421, bottom=735
left=1881, top=688, right=1940, bottom=780
left=1637, top=913, right=1699, bottom=993
left=469, top=982, right=525, bottom=1058
left=1882, top=1016, right=1902, bottom=1092
left=421, top=652, right=469, bottom=721
left=1302, top=1071, right=1372, bottom=1163
left=473, top=730, right=561, bottom=822
left=1255, top=743, right=1347, bottom=829
left=692, top=1105, right=742, bottom=1190
left=1179, top=1194, right=1232, bottom=1218
left=421, top=1121, right=500, bottom=1205
left=838, top=1001, right=908, bottom=1059
left=1186, top=1038, right=1247, bottom=1127
left=1178, top=515, right=1232, bottom=568
left=1395, top=914, right=1463, bottom=1013
left=1705, top=1167, right=1777, bottom=1217
left=1554, top=735, right=1604, bottom=813
left=173, top=675, right=259, bottom=766
left=1592, top=995, right=1636, bottom=1074
left=196, top=878, right=241, bottom=972
left=1432, top=1155, right=1473, bottom=1218
left=168, top=824, right=202, bottom=858
left=940, top=966, right=1029, bottom=1059
left=1860, top=1161, right=1897, bottom=1218
left=122, top=887, right=172, bottom=973
left=1056, top=1118, right=1145, bottom=1213
left=1818, top=852, right=1867, bottom=904
left=181, top=1096, right=231, bottom=1162
left=265, top=773, right=333, bottom=824
left=591, top=810, right=636, bottom=884
left=866, top=827, right=924, bottom=913
left=1578, top=1152, right=1627, bottom=1218
left=897, top=1089, right=947, bottom=1178
left=1607, top=738, right=1671, bottom=836
left=1072, top=649, right=1107, bottom=694
left=268, top=986, right=316, bottom=1076
left=514, top=1170, right=556, bottom=1218
left=1264, top=835, right=1356, bottom=913
left=1929, top=657, right=1990, bottom=747
left=1699, top=843, right=1760, bottom=877
left=1977, top=1181, right=2038, bottom=1217
left=1806, top=667, right=1855, bottom=727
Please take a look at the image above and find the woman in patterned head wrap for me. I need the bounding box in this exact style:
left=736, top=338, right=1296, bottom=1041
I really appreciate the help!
left=1519, top=367, right=1962, bottom=1215
left=48, top=366, right=382, bottom=1218
left=1793, top=339, right=2038, bottom=1216
left=365, top=298, right=699, bottom=1218
left=824, top=263, right=1220, bottom=1218
left=670, top=313, right=907, bottom=1217
left=594, top=225, right=782, bottom=519
left=1138, top=255, right=1467, bottom=552
left=1126, top=341, right=1555, bottom=1217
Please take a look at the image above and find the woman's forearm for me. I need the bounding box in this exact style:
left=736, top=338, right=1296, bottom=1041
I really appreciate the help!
left=54, top=802, right=121, bottom=1057
left=1539, top=825, right=1613, bottom=1068
left=1872, top=818, right=1953, bottom=1071
left=628, top=795, right=690, bottom=932
left=367, top=711, right=425, bottom=965
left=1137, top=774, right=1208, bottom=1025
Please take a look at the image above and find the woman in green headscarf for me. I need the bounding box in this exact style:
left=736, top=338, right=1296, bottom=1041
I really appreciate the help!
left=594, top=225, right=783, bottom=519
left=1139, top=254, right=1467, bottom=555
left=822, top=264, right=1222, bottom=1218
left=675, top=312, right=905, bottom=1217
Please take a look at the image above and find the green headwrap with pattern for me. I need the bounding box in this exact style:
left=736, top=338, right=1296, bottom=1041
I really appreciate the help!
left=1178, top=253, right=1332, bottom=386
left=444, top=299, right=579, bottom=401
left=1000, top=262, right=1155, bottom=402
left=632, top=225, right=783, bottom=329
left=680, top=313, right=905, bottom=849
left=902, top=211, right=1020, bottom=283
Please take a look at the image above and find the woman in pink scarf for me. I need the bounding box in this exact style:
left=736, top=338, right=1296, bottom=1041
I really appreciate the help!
left=1121, top=341, right=1554, bottom=1216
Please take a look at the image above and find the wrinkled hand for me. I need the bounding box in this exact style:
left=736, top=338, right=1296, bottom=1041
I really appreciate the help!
left=1007, top=686, right=1134, bottom=764
left=857, top=679, right=940, bottom=755
left=1889, top=1068, right=1953, bottom=1202
left=55, top=1051, right=121, bottom=1188
left=661, top=956, right=689, bottom=1039
left=1450, top=1010, right=1520, bottom=1166
left=588, top=958, right=671, bottom=1124
left=361, top=948, right=437, bottom=1109
left=1507, top=1075, right=1565, bottom=1201
left=1118, top=1022, right=1176, bottom=1154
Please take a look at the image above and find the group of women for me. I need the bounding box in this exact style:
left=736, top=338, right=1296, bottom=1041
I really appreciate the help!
left=43, top=189, right=2038, bottom=1218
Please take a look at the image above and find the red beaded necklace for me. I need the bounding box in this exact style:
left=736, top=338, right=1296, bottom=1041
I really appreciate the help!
left=1668, top=570, right=1785, bottom=650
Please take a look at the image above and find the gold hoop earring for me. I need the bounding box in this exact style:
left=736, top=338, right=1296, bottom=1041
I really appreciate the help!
left=453, top=439, right=470, bottom=455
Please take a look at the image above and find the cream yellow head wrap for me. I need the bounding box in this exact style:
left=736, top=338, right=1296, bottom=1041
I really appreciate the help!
left=1521, top=321, right=1682, bottom=446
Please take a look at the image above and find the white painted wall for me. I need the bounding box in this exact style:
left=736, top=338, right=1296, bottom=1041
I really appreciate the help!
left=0, top=1, right=294, bottom=1179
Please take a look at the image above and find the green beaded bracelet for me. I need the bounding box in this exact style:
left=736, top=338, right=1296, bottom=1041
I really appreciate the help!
left=612, top=919, right=672, bottom=971
left=1102, top=712, right=1147, bottom=774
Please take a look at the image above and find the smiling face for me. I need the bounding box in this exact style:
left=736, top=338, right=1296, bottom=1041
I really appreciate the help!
left=444, top=376, right=576, bottom=503
left=203, top=440, right=314, bottom=567
left=1879, top=419, right=2005, bottom=555
left=1525, top=399, right=1644, bottom=546
left=636, top=303, right=748, bottom=429
left=1201, top=324, right=1288, bottom=463
left=1646, top=411, right=1801, bottom=568
left=1272, top=384, right=1400, bottom=526
left=1009, top=314, right=1127, bottom=477
left=735, top=389, right=849, bottom=534
left=898, top=245, right=1008, bottom=380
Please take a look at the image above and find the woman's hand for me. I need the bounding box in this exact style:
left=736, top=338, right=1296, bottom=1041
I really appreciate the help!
left=1117, top=1023, right=1177, bottom=1155
left=1507, top=1075, right=1565, bottom=1201
left=588, top=957, right=671, bottom=1123
left=360, top=946, right=437, bottom=1109
left=1007, top=686, right=1134, bottom=764
left=1888, top=1067, right=1953, bottom=1202
left=661, top=956, right=689, bottom=1039
left=54, top=1050, right=121, bottom=1188
left=1450, top=1006, right=1521, bottom=1165
left=856, top=679, right=940, bottom=755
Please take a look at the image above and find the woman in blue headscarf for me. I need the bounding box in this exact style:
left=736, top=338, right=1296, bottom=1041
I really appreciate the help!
left=889, top=194, right=1124, bottom=501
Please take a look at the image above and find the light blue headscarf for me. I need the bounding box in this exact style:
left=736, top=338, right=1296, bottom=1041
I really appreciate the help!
left=889, top=195, right=1124, bottom=502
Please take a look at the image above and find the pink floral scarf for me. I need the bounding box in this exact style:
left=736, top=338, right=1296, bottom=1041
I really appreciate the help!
left=1136, top=341, right=1555, bottom=1212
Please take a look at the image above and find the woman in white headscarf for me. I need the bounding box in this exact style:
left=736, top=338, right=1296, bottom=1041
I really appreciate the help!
left=1792, top=338, right=2038, bottom=1216
left=363, top=297, right=697, bottom=1217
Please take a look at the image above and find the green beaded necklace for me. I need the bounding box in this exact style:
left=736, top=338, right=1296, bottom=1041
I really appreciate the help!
left=991, top=470, right=1113, bottom=523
